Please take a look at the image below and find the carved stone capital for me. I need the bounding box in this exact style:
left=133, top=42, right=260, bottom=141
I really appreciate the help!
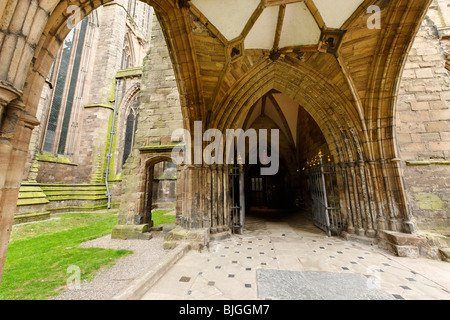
left=0, top=99, right=26, bottom=141
left=0, top=81, right=22, bottom=104
left=0, top=82, right=22, bottom=129
left=19, top=111, right=40, bottom=129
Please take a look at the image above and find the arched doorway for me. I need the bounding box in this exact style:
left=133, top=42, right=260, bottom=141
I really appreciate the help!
left=141, top=157, right=177, bottom=227
left=0, top=0, right=433, bottom=284
left=232, top=91, right=341, bottom=236
left=148, top=160, right=177, bottom=212
left=246, top=164, right=290, bottom=210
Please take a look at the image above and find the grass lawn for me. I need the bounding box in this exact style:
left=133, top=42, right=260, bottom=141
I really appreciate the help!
left=152, top=209, right=176, bottom=226
left=0, top=209, right=174, bottom=300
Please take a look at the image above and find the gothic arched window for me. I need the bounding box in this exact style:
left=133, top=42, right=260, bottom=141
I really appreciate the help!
left=122, top=95, right=140, bottom=166
left=42, top=15, right=94, bottom=155
left=121, top=47, right=131, bottom=69
left=121, top=34, right=134, bottom=70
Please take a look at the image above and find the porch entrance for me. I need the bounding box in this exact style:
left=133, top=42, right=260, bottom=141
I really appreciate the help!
left=227, top=91, right=343, bottom=237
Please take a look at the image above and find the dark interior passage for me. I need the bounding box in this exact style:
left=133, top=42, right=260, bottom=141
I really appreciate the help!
left=239, top=91, right=332, bottom=232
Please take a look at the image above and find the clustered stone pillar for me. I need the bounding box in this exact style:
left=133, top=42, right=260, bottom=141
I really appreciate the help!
left=0, top=87, right=39, bottom=285
left=239, top=165, right=245, bottom=234
left=338, top=157, right=414, bottom=240
left=0, top=98, right=6, bottom=128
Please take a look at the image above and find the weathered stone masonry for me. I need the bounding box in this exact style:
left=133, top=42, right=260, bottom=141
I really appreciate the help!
left=13, top=2, right=151, bottom=221
left=0, top=0, right=449, bottom=286
left=112, top=1, right=449, bottom=258
left=396, top=9, right=450, bottom=234
left=112, top=11, right=184, bottom=238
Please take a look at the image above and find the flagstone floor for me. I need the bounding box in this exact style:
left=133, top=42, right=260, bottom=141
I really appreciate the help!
left=141, top=210, right=450, bottom=300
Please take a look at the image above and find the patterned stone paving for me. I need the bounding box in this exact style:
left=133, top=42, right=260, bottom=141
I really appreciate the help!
left=141, top=212, right=450, bottom=300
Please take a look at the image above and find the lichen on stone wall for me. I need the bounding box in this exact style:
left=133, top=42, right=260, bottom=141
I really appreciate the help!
left=414, top=193, right=447, bottom=210
left=36, top=152, right=76, bottom=166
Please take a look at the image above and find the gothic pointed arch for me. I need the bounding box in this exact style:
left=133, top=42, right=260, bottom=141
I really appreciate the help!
left=121, top=32, right=136, bottom=69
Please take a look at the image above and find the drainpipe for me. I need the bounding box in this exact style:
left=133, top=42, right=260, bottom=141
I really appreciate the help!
left=105, top=78, right=121, bottom=209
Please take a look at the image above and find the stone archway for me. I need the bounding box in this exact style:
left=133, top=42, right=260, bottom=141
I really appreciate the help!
left=0, top=0, right=435, bottom=284
left=0, top=0, right=202, bottom=285
left=113, top=150, right=176, bottom=237
left=212, top=65, right=376, bottom=235
left=238, top=91, right=331, bottom=231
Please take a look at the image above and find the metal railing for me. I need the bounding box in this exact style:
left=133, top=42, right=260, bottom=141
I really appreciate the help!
left=229, top=165, right=242, bottom=233
left=308, top=157, right=343, bottom=236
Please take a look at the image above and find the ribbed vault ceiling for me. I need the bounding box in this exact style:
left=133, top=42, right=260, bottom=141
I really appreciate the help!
left=191, top=0, right=365, bottom=50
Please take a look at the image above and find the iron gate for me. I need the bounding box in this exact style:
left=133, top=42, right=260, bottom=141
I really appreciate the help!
left=229, top=165, right=242, bottom=233
left=308, top=157, right=343, bottom=236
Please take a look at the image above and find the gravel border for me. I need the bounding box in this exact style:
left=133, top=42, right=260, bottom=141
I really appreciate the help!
left=53, top=232, right=168, bottom=300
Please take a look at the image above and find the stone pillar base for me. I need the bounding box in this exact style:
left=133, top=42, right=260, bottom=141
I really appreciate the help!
left=111, top=224, right=152, bottom=240
left=377, top=230, right=440, bottom=260
left=163, top=226, right=209, bottom=250
left=341, top=231, right=379, bottom=246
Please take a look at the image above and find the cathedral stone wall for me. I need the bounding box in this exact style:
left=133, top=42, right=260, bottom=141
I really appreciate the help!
left=88, top=4, right=128, bottom=105
left=396, top=9, right=450, bottom=231
left=14, top=1, right=152, bottom=219
left=133, top=13, right=184, bottom=148
left=116, top=12, right=183, bottom=227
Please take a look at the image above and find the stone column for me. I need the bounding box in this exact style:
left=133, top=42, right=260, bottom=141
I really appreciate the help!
left=175, top=164, right=184, bottom=225
left=239, top=165, right=245, bottom=234
left=348, top=163, right=364, bottom=236
left=164, top=162, right=232, bottom=248
left=341, top=163, right=356, bottom=234
left=0, top=99, right=26, bottom=199
left=210, top=164, right=231, bottom=234
left=0, top=98, right=7, bottom=131
left=358, top=161, right=376, bottom=238
left=0, top=95, right=39, bottom=286
left=222, top=165, right=231, bottom=230
left=210, top=165, right=218, bottom=229
left=368, top=160, right=386, bottom=231
left=389, top=158, right=412, bottom=233
left=217, top=165, right=225, bottom=228
left=380, top=159, right=400, bottom=232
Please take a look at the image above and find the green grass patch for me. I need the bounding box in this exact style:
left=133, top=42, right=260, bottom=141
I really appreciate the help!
left=152, top=209, right=175, bottom=226
left=0, top=211, right=131, bottom=300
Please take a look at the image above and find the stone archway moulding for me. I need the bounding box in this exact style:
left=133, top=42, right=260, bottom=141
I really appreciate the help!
left=0, top=0, right=435, bottom=285
left=0, top=0, right=200, bottom=286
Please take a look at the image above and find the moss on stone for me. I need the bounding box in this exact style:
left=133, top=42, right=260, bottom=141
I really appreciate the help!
left=39, top=183, right=107, bottom=187
left=42, top=187, right=106, bottom=192
left=42, top=188, right=106, bottom=193
left=111, top=224, right=150, bottom=240
left=46, top=195, right=107, bottom=201
left=17, top=198, right=50, bottom=206
left=84, top=104, right=115, bottom=110
left=110, top=171, right=123, bottom=182
left=39, top=183, right=108, bottom=202
left=414, top=193, right=447, bottom=210
left=115, top=67, right=143, bottom=79
left=13, top=211, right=50, bottom=224
left=19, top=186, right=46, bottom=192
left=18, top=191, right=48, bottom=199
left=138, top=143, right=180, bottom=152
left=47, top=203, right=110, bottom=213
left=37, top=152, right=77, bottom=166
left=103, top=109, right=118, bottom=182
left=406, top=160, right=450, bottom=166
left=91, top=154, right=105, bottom=184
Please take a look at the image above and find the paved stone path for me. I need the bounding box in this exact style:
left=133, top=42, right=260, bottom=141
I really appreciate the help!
left=141, top=211, right=450, bottom=300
